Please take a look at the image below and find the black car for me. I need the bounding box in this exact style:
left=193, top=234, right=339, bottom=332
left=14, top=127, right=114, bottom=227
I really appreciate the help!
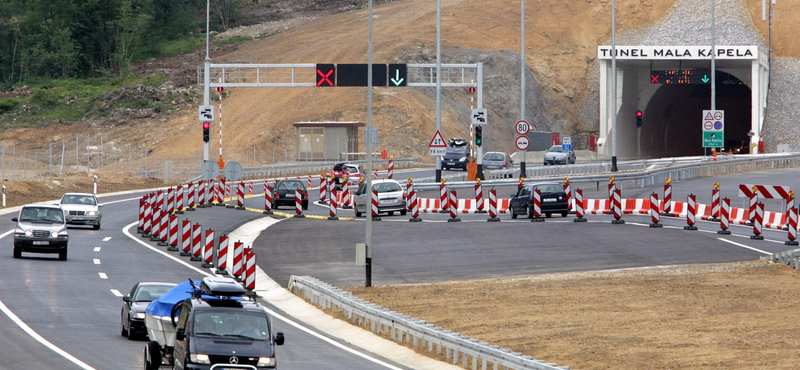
left=272, top=179, right=309, bottom=210
left=168, top=277, right=285, bottom=370
left=441, top=138, right=469, bottom=171
left=121, top=282, right=177, bottom=340
left=508, top=182, right=569, bottom=218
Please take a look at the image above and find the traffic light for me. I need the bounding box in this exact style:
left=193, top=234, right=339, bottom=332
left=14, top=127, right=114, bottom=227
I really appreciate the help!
left=315, top=64, right=335, bottom=86
left=474, top=125, right=483, bottom=147
left=636, top=110, right=643, bottom=128
left=203, top=121, right=210, bottom=142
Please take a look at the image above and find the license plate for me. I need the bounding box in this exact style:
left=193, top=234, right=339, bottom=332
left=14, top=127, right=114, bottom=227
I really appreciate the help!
left=73, top=217, right=84, bottom=221
left=447, top=162, right=455, bottom=165
left=543, top=198, right=557, bottom=202
left=286, top=194, right=295, bottom=198
left=380, top=198, right=396, bottom=204
left=33, top=241, right=49, bottom=245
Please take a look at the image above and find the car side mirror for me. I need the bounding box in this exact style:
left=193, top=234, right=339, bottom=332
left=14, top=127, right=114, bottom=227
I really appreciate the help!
left=274, top=332, right=285, bottom=345
left=175, top=328, right=185, bottom=341
left=123, top=296, right=131, bottom=303
left=11, top=217, right=18, bottom=222
left=98, top=204, right=104, bottom=207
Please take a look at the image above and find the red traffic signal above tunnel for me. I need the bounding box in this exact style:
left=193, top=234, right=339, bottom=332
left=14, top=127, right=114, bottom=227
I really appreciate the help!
left=316, top=64, right=335, bottom=87
left=636, top=111, right=643, bottom=128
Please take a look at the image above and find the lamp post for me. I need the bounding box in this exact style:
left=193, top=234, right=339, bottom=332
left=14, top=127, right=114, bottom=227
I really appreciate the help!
left=434, top=0, right=442, bottom=183
left=365, top=0, right=374, bottom=287
left=519, top=0, right=527, bottom=178
left=202, top=0, right=211, bottom=162
left=610, top=0, right=618, bottom=172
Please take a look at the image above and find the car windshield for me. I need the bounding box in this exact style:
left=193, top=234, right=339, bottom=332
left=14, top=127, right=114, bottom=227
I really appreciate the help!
left=373, top=182, right=402, bottom=193
left=194, top=311, right=269, bottom=340
left=61, top=195, right=96, bottom=205
left=344, top=166, right=359, bottom=173
left=278, top=181, right=304, bottom=191
left=20, top=207, right=63, bottom=223
left=547, top=146, right=564, bottom=153
left=445, top=146, right=467, bottom=155
left=484, top=153, right=504, bottom=161
left=135, top=285, right=175, bottom=302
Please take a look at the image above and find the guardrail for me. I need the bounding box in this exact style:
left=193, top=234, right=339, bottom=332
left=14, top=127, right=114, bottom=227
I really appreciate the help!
left=409, top=153, right=800, bottom=191
left=239, top=157, right=418, bottom=180
left=770, top=249, right=800, bottom=269
left=288, top=276, right=570, bottom=370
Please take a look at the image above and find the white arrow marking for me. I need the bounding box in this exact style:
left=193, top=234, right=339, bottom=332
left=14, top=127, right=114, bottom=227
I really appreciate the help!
left=390, top=69, right=404, bottom=86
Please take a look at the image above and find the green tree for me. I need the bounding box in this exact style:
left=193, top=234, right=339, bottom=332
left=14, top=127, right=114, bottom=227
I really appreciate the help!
left=111, top=0, right=153, bottom=76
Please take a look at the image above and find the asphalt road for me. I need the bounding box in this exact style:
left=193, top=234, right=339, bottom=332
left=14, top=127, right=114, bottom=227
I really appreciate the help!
left=1, top=164, right=797, bottom=369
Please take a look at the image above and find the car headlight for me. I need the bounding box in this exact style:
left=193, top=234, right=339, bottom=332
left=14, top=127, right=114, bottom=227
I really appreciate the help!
left=86, top=211, right=98, bottom=216
left=50, top=231, right=59, bottom=238
left=134, top=312, right=146, bottom=320
left=24, top=230, right=33, bottom=237
left=190, top=354, right=210, bottom=364
left=257, top=357, right=276, bottom=367
left=458, top=156, right=467, bottom=162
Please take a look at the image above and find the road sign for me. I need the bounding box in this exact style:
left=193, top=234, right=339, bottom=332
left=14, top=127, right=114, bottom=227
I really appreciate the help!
left=216, top=86, right=224, bottom=94
left=199, top=105, right=214, bottom=121
left=429, top=130, right=447, bottom=156
left=515, top=120, right=530, bottom=136
left=388, top=64, right=407, bottom=86
left=315, top=64, right=335, bottom=86
left=702, top=110, right=724, bottom=148
left=561, top=135, right=572, bottom=151
left=556, top=120, right=566, bottom=127
left=468, top=86, right=476, bottom=95
left=200, top=160, right=220, bottom=179
left=471, top=108, right=487, bottom=126
left=223, top=161, right=243, bottom=181
left=515, top=135, right=530, bottom=151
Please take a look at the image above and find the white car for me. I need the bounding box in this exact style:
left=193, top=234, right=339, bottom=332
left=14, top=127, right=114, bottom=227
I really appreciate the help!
left=353, top=179, right=407, bottom=217
left=57, top=193, right=103, bottom=230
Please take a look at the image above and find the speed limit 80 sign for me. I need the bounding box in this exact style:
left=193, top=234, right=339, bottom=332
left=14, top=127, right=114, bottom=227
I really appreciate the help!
left=515, top=120, right=530, bottom=136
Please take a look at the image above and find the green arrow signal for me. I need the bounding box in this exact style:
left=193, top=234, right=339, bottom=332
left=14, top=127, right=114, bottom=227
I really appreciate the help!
left=701, top=75, right=710, bottom=83
left=390, top=69, right=405, bottom=86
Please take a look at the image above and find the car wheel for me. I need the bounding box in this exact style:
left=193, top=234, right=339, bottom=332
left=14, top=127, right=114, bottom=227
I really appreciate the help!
left=561, top=211, right=569, bottom=217
left=59, top=249, right=67, bottom=261
left=388, top=211, right=394, bottom=216
left=93, top=223, right=100, bottom=230
left=13, top=246, right=21, bottom=259
left=543, top=162, right=547, bottom=166
left=545, top=212, right=552, bottom=218
left=526, top=206, right=533, bottom=219
left=121, top=313, right=129, bottom=337
left=510, top=207, right=518, bottom=219
left=127, top=320, right=137, bottom=340
left=146, top=340, right=162, bottom=370
left=354, top=204, right=362, bottom=218
left=400, top=209, right=407, bottom=216
left=272, top=202, right=278, bottom=210
left=303, top=201, right=308, bottom=211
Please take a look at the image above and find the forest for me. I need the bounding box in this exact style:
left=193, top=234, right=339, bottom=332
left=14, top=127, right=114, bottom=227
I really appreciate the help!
left=0, top=0, right=246, bottom=88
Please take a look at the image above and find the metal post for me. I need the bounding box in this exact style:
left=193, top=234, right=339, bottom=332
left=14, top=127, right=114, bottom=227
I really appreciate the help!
left=610, top=0, right=618, bottom=172
left=60, top=139, right=65, bottom=175
left=476, top=62, right=484, bottom=180
left=203, top=0, right=211, bottom=161
left=519, top=0, right=527, bottom=178
left=365, top=0, right=375, bottom=287
left=434, top=0, right=442, bottom=183
left=711, top=0, right=716, bottom=112
left=49, top=143, right=52, bottom=178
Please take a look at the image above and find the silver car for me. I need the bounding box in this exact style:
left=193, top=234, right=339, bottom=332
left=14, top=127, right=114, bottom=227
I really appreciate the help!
left=13, top=204, right=69, bottom=260
left=543, top=145, right=576, bottom=165
left=482, top=152, right=512, bottom=170
left=58, top=193, right=103, bottom=229
left=353, top=179, right=407, bottom=217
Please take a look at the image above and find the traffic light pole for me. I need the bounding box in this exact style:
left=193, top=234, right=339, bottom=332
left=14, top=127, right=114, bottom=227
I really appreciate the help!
left=475, top=63, right=484, bottom=180
left=202, top=0, right=211, bottom=162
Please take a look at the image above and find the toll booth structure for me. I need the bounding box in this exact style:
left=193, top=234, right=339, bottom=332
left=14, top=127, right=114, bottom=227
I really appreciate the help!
left=293, top=121, right=365, bottom=161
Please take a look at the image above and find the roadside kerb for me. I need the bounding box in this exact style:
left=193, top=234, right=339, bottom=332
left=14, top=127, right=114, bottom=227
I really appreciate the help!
left=288, top=275, right=570, bottom=370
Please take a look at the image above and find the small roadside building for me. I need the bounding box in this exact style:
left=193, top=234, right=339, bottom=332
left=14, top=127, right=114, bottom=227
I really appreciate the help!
left=293, top=121, right=365, bottom=161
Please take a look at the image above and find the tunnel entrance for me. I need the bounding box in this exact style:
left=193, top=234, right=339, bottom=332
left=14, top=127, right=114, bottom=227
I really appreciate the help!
left=642, top=72, right=751, bottom=157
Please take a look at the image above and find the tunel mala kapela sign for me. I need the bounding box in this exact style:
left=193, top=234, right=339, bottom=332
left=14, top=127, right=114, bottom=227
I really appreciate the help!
left=597, top=46, right=758, bottom=60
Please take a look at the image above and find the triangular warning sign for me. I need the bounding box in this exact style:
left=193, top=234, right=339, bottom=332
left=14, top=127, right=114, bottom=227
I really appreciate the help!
left=704, top=112, right=714, bottom=120
left=428, top=130, right=447, bottom=148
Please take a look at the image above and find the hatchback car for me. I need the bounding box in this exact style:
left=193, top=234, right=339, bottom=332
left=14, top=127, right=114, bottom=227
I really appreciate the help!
left=342, top=163, right=364, bottom=180
left=543, top=145, right=576, bottom=165
left=121, top=282, right=177, bottom=340
left=272, top=179, right=309, bottom=210
left=12, top=204, right=69, bottom=260
left=441, top=138, right=469, bottom=171
left=353, top=179, right=407, bottom=217
left=58, top=192, right=103, bottom=229
left=508, top=182, right=569, bottom=218
left=483, top=152, right=513, bottom=170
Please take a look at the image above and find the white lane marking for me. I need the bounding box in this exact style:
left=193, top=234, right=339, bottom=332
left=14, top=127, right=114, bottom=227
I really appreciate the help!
left=93, top=259, right=100, bottom=265
left=93, top=247, right=101, bottom=252
left=122, top=221, right=406, bottom=370
left=110, top=289, right=123, bottom=297
left=717, top=238, right=772, bottom=255
left=98, top=273, right=108, bottom=279
left=102, top=237, right=111, bottom=241
left=0, top=229, right=97, bottom=370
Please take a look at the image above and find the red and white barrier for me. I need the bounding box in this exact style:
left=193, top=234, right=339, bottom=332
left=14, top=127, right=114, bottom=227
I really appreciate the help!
left=216, top=235, right=229, bottom=274
left=150, top=207, right=161, bottom=241
left=198, top=180, right=206, bottom=206
left=180, top=219, right=192, bottom=256
left=718, top=198, right=731, bottom=234
left=388, top=157, right=394, bottom=179
left=488, top=189, right=500, bottom=222
left=237, top=182, right=245, bottom=209
left=191, top=223, right=202, bottom=261
left=202, top=229, right=215, bottom=267
left=786, top=207, right=798, bottom=245
left=341, top=183, right=352, bottom=209
left=563, top=181, right=572, bottom=211
left=439, top=182, right=448, bottom=213
left=167, top=214, right=178, bottom=251
left=328, top=190, right=339, bottom=220
left=294, top=188, right=304, bottom=218
left=187, top=183, right=196, bottom=209
left=649, top=193, right=662, bottom=227
left=158, top=209, right=168, bottom=245
left=244, top=249, right=256, bottom=292
left=263, top=183, right=273, bottom=214
left=175, top=185, right=184, bottom=213
left=475, top=181, right=485, bottom=213
left=371, top=189, right=380, bottom=220
left=710, top=188, right=720, bottom=220
left=751, top=202, right=764, bottom=239
left=137, top=198, right=145, bottom=232
left=738, top=184, right=791, bottom=199
left=448, top=189, right=460, bottom=222
left=684, top=194, right=698, bottom=230
left=232, top=241, right=244, bottom=281
left=409, top=189, right=421, bottom=222
left=748, top=191, right=758, bottom=225
left=611, top=189, right=624, bottom=224
left=248, top=181, right=253, bottom=196
left=166, top=187, right=175, bottom=214
left=320, top=176, right=327, bottom=203
left=607, top=183, right=616, bottom=214
left=156, top=190, right=164, bottom=212
left=532, top=188, right=543, bottom=221
left=663, top=183, right=673, bottom=216
left=573, top=189, right=586, bottom=222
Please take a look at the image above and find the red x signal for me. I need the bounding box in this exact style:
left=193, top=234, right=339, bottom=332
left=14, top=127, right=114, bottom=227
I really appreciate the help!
left=316, top=64, right=335, bottom=87
left=650, top=74, right=659, bottom=83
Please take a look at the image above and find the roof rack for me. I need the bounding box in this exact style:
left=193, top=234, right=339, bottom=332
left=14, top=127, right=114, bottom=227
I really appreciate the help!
left=189, top=277, right=251, bottom=301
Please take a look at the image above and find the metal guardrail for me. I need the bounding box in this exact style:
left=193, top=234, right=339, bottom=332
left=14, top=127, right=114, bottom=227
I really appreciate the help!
left=288, top=276, right=569, bottom=370
left=409, top=153, right=800, bottom=191
left=240, top=158, right=417, bottom=180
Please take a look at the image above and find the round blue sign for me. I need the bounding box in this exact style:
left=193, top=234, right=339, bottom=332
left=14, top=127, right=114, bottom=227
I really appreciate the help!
left=714, top=121, right=723, bottom=130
